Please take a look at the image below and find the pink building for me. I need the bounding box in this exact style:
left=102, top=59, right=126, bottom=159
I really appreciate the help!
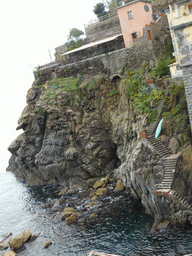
left=117, top=0, right=153, bottom=47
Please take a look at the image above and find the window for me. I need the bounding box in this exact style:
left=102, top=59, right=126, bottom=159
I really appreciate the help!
left=132, top=32, right=137, bottom=39
left=189, top=4, right=192, bottom=13
left=128, top=11, right=133, bottom=19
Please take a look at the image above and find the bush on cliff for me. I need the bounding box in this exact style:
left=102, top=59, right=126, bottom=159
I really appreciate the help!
left=123, top=66, right=164, bottom=123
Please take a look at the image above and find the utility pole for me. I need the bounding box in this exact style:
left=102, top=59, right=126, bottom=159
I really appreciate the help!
left=49, top=49, right=53, bottom=63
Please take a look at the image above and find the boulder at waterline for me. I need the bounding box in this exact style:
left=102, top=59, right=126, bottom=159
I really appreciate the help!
left=22, top=229, right=31, bottom=243
left=8, top=236, right=23, bottom=250
left=52, top=198, right=62, bottom=209
left=68, top=188, right=75, bottom=194
left=2, top=251, right=16, bottom=256
left=95, top=187, right=107, bottom=196
left=93, top=177, right=108, bottom=189
left=61, top=207, right=74, bottom=220
left=93, top=180, right=104, bottom=189
left=92, top=195, right=97, bottom=200
left=0, top=242, right=9, bottom=250
left=114, top=180, right=124, bottom=192
left=90, top=213, right=96, bottom=219
left=58, top=187, right=68, bottom=195
left=66, top=213, right=77, bottom=225
left=44, top=241, right=52, bottom=249
left=30, top=234, right=40, bottom=242
left=0, top=233, right=12, bottom=243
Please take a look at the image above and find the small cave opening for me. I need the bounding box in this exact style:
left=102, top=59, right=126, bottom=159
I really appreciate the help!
left=113, top=143, right=121, bottom=168
left=111, top=75, right=122, bottom=86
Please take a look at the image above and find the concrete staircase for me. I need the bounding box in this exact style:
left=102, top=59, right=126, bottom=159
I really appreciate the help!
left=156, top=153, right=181, bottom=190
left=147, top=98, right=165, bottom=136
left=155, top=189, right=192, bottom=209
left=147, top=135, right=170, bottom=158
left=145, top=92, right=191, bottom=211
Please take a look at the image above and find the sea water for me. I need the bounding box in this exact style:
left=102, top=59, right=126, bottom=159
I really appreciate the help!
left=1, top=151, right=192, bottom=256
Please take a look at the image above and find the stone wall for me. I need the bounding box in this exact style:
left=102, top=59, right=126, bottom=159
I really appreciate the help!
left=34, top=39, right=157, bottom=87
left=85, top=16, right=122, bottom=43
left=55, top=44, right=68, bottom=59
left=34, top=15, right=170, bottom=85
left=182, top=65, right=192, bottom=129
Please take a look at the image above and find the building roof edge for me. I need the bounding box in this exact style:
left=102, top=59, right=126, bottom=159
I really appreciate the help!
left=117, top=0, right=151, bottom=10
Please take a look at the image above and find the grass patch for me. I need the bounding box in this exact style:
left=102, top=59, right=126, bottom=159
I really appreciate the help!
left=108, top=90, right=119, bottom=97
left=43, top=77, right=83, bottom=105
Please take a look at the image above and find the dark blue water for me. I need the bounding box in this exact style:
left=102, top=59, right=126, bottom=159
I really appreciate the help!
left=1, top=151, right=192, bottom=256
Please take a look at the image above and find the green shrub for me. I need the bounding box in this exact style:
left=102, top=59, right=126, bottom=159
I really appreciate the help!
left=154, top=57, right=170, bottom=77
left=38, top=106, right=45, bottom=115
left=124, top=66, right=164, bottom=123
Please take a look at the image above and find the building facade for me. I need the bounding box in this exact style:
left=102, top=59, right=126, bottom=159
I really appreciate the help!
left=117, top=0, right=154, bottom=47
left=167, top=0, right=192, bottom=128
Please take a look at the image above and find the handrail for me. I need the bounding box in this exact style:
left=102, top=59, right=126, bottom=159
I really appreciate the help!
left=99, top=10, right=118, bottom=22
left=84, top=10, right=118, bottom=28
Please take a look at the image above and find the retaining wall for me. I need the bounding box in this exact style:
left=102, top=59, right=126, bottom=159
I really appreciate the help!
left=85, top=16, right=121, bottom=43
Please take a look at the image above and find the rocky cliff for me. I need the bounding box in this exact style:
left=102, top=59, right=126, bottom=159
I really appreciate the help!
left=7, top=69, right=192, bottom=228
left=7, top=74, right=143, bottom=187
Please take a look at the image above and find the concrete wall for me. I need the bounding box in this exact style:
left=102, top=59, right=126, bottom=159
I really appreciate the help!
left=168, top=1, right=192, bottom=28
left=167, top=1, right=192, bottom=66
left=182, top=65, right=192, bottom=129
left=167, top=1, right=192, bottom=130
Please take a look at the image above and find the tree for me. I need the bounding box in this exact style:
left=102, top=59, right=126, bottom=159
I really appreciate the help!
left=68, top=28, right=84, bottom=41
left=93, top=3, right=108, bottom=18
left=65, top=28, right=84, bottom=52
left=108, top=0, right=121, bottom=11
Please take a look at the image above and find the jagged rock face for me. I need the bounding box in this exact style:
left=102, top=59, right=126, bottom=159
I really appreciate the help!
left=7, top=75, right=146, bottom=187
left=115, top=140, right=164, bottom=217
left=115, top=140, right=192, bottom=226
left=7, top=73, right=192, bottom=226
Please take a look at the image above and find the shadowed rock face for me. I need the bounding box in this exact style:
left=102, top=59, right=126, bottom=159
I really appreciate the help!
left=7, top=75, right=127, bottom=187
left=7, top=106, right=119, bottom=187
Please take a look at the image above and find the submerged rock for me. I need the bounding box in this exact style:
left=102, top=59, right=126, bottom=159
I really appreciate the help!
left=0, top=242, right=9, bottom=250
left=0, top=233, right=12, bottom=243
left=2, top=251, right=16, bottom=256
left=52, top=198, right=62, bottom=209
left=44, top=241, right=52, bottom=249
